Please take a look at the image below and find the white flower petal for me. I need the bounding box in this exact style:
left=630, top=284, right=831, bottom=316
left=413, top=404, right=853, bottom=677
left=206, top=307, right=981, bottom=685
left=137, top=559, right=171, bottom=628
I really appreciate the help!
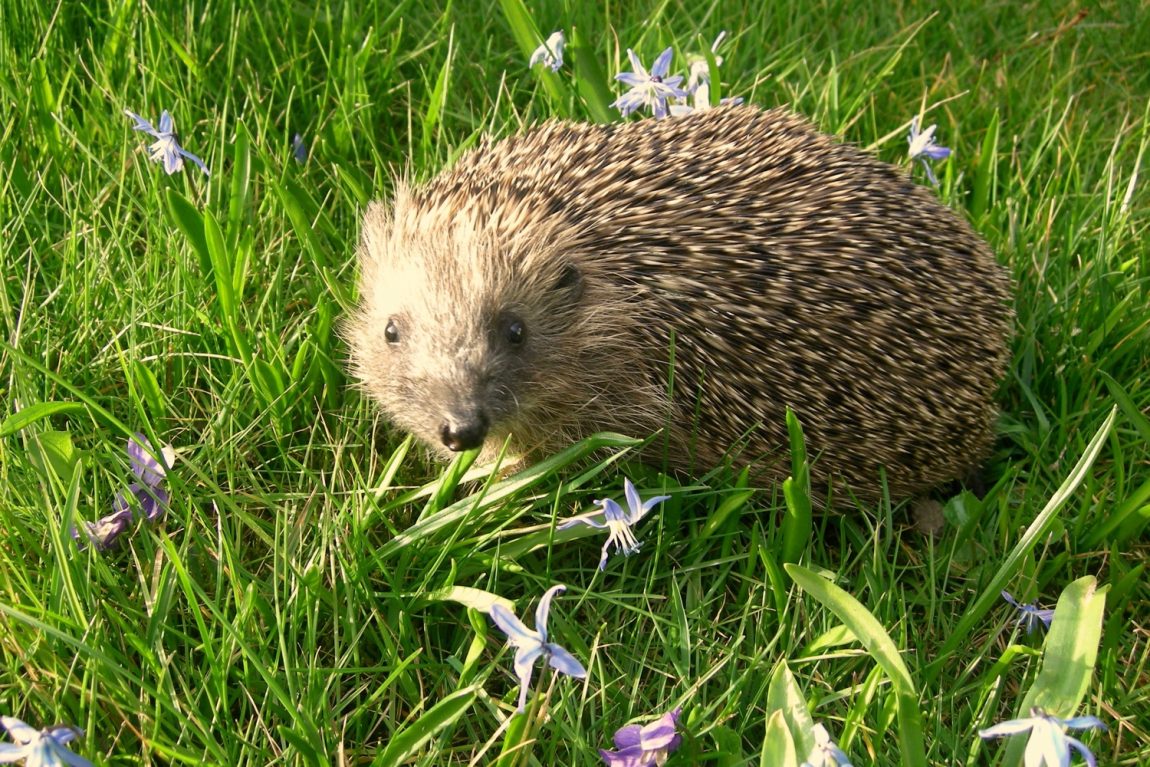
left=650, top=47, right=674, bottom=78
left=625, top=49, right=646, bottom=76
left=534, top=584, right=567, bottom=640
left=0, top=718, right=37, bottom=745
left=490, top=603, right=542, bottom=648
left=546, top=643, right=587, bottom=678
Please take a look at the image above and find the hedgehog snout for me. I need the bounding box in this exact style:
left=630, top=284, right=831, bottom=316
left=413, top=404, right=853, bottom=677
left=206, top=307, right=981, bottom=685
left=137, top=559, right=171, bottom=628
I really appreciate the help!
left=439, top=408, right=489, bottom=452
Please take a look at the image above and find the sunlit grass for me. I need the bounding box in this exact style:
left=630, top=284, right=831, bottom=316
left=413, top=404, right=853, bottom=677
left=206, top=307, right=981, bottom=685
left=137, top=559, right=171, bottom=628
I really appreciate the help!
left=1, top=1, right=1146, bottom=765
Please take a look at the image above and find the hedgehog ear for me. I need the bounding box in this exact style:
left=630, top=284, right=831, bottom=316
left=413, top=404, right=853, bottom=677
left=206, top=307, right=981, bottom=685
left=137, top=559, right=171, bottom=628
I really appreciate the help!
left=552, top=263, right=584, bottom=303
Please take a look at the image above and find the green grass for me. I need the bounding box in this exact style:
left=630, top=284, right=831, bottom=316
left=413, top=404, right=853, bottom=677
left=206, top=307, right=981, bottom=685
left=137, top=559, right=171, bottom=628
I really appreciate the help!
left=1, top=0, right=1147, bottom=764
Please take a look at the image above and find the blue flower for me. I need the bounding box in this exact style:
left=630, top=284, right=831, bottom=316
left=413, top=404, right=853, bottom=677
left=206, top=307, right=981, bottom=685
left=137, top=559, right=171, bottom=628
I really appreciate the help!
left=124, top=109, right=210, bottom=176
left=613, top=47, right=688, bottom=119
left=907, top=116, right=951, bottom=186
left=489, top=585, right=587, bottom=712
left=292, top=133, right=308, bottom=164
left=0, top=716, right=93, bottom=767
left=1001, top=590, right=1055, bottom=634
left=72, top=434, right=175, bottom=551
left=801, top=723, right=853, bottom=767
left=528, top=30, right=565, bottom=72
left=558, top=478, right=669, bottom=570
left=979, top=707, right=1106, bottom=767
left=599, top=708, right=682, bottom=767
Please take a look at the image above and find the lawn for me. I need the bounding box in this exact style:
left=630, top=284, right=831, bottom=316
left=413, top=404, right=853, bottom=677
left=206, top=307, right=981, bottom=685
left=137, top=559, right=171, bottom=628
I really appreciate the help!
left=0, top=1, right=1147, bottom=765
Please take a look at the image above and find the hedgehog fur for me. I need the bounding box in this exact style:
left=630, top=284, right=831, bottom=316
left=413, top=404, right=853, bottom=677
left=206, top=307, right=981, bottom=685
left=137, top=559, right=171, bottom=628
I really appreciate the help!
left=348, top=105, right=1013, bottom=504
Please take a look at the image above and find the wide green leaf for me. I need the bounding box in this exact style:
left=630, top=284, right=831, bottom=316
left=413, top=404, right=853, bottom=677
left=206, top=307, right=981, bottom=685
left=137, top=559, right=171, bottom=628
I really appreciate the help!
left=761, top=709, right=799, bottom=767
left=423, top=585, right=513, bottom=615
left=765, top=661, right=816, bottom=759
left=165, top=188, right=210, bottom=275
left=204, top=208, right=236, bottom=325
left=27, top=429, right=81, bottom=487
left=710, top=724, right=746, bottom=767
left=0, top=402, right=85, bottom=437
left=569, top=25, right=613, bottom=123
left=786, top=564, right=925, bottom=767
left=1001, top=576, right=1108, bottom=767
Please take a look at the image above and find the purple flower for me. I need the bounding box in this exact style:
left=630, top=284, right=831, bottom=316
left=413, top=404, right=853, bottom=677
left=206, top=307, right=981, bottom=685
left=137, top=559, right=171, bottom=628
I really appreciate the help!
left=489, top=585, right=587, bottom=712
left=529, top=30, right=565, bottom=72
left=124, top=109, right=210, bottom=176
left=72, top=508, right=133, bottom=552
left=907, top=117, right=951, bottom=186
left=0, top=716, right=93, bottom=767
left=292, top=133, right=308, bottom=164
left=116, top=433, right=175, bottom=522
left=558, top=478, right=669, bottom=570
left=1001, top=590, right=1055, bottom=634
left=72, top=434, right=175, bottom=551
left=801, top=723, right=853, bottom=767
left=979, top=707, right=1106, bottom=767
left=613, top=47, right=688, bottom=119
left=599, top=708, right=682, bottom=767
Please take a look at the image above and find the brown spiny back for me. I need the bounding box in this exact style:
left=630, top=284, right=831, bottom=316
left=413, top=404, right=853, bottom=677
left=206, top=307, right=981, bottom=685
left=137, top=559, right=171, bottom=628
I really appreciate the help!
left=349, top=105, right=1013, bottom=502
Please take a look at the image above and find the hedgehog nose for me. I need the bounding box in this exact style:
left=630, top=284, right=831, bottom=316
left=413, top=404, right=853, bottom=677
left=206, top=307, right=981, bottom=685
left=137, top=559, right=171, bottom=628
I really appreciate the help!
left=440, top=412, right=489, bottom=452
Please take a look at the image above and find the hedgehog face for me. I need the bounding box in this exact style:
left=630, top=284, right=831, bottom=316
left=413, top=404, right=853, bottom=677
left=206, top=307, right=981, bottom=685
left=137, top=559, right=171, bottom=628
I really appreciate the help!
left=350, top=199, right=586, bottom=461
left=362, top=293, right=535, bottom=456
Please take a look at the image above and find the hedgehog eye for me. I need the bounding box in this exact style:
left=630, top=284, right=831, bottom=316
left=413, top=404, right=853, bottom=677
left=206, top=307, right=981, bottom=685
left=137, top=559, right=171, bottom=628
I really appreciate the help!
left=505, top=318, right=526, bottom=345
left=384, top=318, right=400, bottom=344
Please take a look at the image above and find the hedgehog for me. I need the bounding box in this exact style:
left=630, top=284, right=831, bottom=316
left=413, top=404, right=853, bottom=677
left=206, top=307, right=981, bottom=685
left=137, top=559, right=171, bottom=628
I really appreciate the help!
left=348, top=105, right=1013, bottom=505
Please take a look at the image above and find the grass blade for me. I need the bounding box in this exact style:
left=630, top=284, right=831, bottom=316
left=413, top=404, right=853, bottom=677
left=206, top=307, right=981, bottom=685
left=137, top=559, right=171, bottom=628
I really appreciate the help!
left=421, top=24, right=455, bottom=155
left=1101, top=372, right=1150, bottom=445
left=569, top=25, right=613, bottom=123
left=780, top=407, right=812, bottom=565
left=1085, top=474, right=1150, bottom=547
left=373, top=686, right=479, bottom=766
left=971, top=110, right=1000, bottom=220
